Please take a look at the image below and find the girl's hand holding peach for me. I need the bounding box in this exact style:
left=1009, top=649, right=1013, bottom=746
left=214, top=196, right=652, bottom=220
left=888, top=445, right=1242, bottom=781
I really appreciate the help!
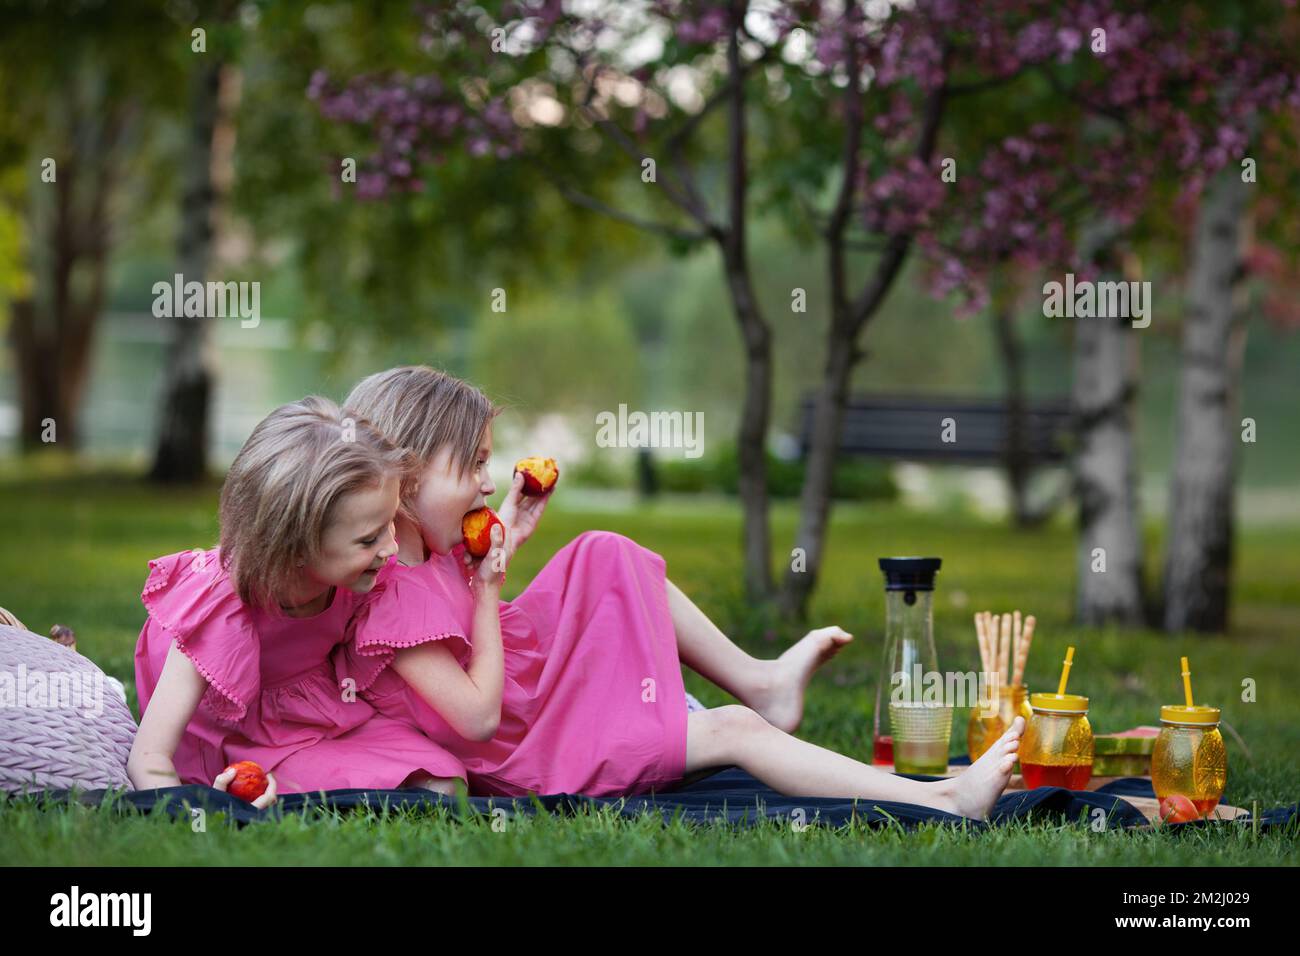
left=497, top=459, right=556, bottom=562
left=213, top=763, right=279, bottom=809
left=462, top=519, right=508, bottom=597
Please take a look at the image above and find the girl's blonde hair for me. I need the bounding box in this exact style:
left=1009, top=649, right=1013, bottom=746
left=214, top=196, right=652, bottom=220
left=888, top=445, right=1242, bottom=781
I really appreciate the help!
left=344, top=366, right=502, bottom=496
left=218, top=396, right=412, bottom=609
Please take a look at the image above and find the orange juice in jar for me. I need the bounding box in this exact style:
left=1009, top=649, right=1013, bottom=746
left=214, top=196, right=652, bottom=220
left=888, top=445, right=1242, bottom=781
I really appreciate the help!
left=1152, top=705, right=1227, bottom=820
left=1153, top=658, right=1227, bottom=822
left=967, top=684, right=1033, bottom=765
left=1020, top=692, right=1094, bottom=789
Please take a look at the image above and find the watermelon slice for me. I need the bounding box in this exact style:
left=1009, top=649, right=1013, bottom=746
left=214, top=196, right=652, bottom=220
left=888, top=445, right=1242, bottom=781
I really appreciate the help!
left=1094, top=726, right=1161, bottom=755
left=1093, top=754, right=1152, bottom=777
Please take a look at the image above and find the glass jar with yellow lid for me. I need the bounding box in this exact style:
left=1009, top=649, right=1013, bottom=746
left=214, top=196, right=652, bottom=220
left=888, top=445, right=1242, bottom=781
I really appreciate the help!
left=1020, top=691, right=1094, bottom=790
left=1153, top=658, right=1228, bottom=822
left=1152, top=704, right=1227, bottom=819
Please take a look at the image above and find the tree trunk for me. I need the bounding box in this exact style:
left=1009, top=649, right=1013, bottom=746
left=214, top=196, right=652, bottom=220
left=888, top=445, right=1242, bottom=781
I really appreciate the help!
left=779, top=63, right=947, bottom=621
left=635, top=447, right=659, bottom=498
left=1071, top=231, right=1145, bottom=627
left=9, top=75, right=121, bottom=450
left=992, top=297, right=1035, bottom=526
left=150, top=60, right=238, bottom=483
left=780, top=230, right=916, bottom=621
left=720, top=195, right=775, bottom=605
left=719, top=11, right=774, bottom=603
left=778, top=313, right=863, bottom=619
left=1162, top=169, right=1251, bottom=633
left=540, top=7, right=777, bottom=602
left=10, top=292, right=95, bottom=450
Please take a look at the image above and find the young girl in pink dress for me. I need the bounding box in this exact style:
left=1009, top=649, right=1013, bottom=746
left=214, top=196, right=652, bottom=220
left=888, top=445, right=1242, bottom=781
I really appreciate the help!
left=339, top=367, right=1023, bottom=819
left=129, top=397, right=468, bottom=806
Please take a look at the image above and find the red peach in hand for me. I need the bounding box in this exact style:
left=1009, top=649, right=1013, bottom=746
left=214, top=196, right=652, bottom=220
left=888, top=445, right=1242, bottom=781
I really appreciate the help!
left=462, top=506, right=504, bottom=559
left=513, top=456, right=559, bottom=496
left=222, top=760, right=269, bottom=802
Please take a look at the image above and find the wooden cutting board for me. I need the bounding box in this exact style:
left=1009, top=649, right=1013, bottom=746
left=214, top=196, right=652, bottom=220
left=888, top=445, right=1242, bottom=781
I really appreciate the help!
left=881, top=764, right=1248, bottom=824
left=1116, top=796, right=1249, bottom=824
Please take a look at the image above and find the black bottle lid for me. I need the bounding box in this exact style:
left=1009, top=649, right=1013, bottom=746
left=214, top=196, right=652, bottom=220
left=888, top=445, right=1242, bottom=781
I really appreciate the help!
left=878, top=557, right=942, bottom=591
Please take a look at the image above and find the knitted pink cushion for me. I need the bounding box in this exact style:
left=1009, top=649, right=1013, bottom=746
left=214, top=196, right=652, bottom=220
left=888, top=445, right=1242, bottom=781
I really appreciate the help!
left=0, top=624, right=137, bottom=794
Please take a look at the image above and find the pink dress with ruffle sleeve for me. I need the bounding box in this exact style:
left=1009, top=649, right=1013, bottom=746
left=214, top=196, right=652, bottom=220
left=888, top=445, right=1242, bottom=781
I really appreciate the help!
left=133, top=548, right=467, bottom=793
left=338, top=530, right=690, bottom=798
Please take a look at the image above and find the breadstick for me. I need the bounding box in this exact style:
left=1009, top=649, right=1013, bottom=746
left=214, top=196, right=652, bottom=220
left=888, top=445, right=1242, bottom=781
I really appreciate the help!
left=984, top=612, right=995, bottom=678
left=1013, top=610, right=1022, bottom=674
left=999, top=612, right=1011, bottom=686
left=1013, top=614, right=1036, bottom=686
left=982, top=611, right=994, bottom=678
left=977, top=616, right=987, bottom=676
left=974, top=612, right=988, bottom=677
left=977, top=613, right=987, bottom=681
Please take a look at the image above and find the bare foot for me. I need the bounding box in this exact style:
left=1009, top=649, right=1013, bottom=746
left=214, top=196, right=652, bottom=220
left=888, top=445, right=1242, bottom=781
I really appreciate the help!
left=403, top=771, right=460, bottom=796
left=935, top=716, right=1024, bottom=821
left=749, top=626, right=854, bottom=733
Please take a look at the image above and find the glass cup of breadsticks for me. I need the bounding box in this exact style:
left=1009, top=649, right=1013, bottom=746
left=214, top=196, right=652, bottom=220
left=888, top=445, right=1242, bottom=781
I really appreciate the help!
left=967, top=610, right=1036, bottom=765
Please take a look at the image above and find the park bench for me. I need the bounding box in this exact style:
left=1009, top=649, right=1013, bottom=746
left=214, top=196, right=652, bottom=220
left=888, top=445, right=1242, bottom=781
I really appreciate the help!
left=795, top=393, right=1073, bottom=466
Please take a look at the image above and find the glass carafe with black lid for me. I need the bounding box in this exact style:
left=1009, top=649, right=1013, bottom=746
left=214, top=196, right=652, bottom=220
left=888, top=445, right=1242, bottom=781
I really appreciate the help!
left=871, top=557, right=947, bottom=773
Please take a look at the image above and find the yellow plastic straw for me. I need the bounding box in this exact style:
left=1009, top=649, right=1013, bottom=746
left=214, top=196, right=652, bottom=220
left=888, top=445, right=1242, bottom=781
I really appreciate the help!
left=1056, top=646, right=1075, bottom=696
left=1181, top=656, right=1194, bottom=707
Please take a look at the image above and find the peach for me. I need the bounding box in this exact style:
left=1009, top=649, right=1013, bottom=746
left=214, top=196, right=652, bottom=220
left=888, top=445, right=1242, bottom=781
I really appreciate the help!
left=224, top=760, right=269, bottom=802
left=1157, top=794, right=1199, bottom=825
left=461, top=506, right=504, bottom=559
left=513, top=456, right=558, bottom=496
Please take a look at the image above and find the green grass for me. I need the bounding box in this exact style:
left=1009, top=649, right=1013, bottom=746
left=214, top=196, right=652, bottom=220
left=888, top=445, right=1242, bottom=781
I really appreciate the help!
left=2, top=463, right=1298, bottom=865
left=3, top=792, right=1296, bottom=866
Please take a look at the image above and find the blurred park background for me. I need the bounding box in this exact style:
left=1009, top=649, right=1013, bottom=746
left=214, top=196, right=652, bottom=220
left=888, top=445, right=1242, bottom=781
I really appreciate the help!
left=2, top=0, right=1299, bottom=844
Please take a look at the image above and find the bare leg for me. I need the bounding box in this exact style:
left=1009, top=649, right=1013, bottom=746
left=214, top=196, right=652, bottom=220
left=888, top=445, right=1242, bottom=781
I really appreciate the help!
left=684, top=706, right=1024, bottom=821
left=665, top=578, right=766, bottom=701
left=665, top=577, right=852, bottom=733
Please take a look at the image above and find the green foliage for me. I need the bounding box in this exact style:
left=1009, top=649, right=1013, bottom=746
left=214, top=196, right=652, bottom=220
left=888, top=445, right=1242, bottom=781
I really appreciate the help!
left=565, top=453, right=631, bottom=490
left=470, top=285, right=644, bottom=413
left=655, top=441, right=897, bottom=501
left=0, top=1, right=185, bottom=315
left=231, top=0, right=661, bottom=351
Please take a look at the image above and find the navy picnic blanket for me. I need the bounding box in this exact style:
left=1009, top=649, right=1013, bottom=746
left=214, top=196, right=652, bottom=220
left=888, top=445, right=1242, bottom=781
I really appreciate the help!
left=18, top=757, right=1299, bottom=832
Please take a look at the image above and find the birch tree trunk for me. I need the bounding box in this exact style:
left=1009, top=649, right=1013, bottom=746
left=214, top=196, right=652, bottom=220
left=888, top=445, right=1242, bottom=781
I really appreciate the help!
left=1071, top=229, right=1146, bottom=626
left=149, top=60, right=238, bottom=482
left=1161, top=169, right=1251, bottom=633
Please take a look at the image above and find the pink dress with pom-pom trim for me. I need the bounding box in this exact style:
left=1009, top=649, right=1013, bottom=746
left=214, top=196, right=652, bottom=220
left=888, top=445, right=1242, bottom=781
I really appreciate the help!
left=338, top=530, right=690, bottom=798
left=133, top=548, right=467, bottom=793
